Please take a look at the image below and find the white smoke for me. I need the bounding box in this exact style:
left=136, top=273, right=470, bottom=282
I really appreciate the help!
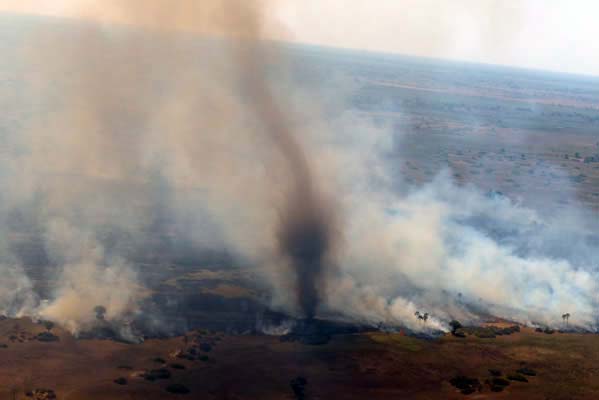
left=37, top=219, right=141, bottom=335
left=306, top=108, right=599, bottom=331
left=0, top=264, right=38, bottom=318
left=0, top=8, right=597, bottom=337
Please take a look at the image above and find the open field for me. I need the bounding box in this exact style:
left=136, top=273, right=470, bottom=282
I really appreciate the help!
left=2, top=317, right=599, bottom=400
left=287, top=45, right=599, bottom=212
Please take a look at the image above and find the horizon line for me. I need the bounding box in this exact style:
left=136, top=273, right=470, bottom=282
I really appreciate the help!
left=2, top=10, right=599, bottom=81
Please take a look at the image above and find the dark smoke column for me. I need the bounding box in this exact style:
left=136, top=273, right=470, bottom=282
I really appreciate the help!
left=219, top=2, right=338, bottom=319
left=278, top=182, right=334, bottom=319
left=231, top=32, right=336, bottom=319
left=245, top=66, right=336, bottom=319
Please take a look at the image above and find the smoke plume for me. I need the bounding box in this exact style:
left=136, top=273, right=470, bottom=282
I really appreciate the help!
left=0, top=1, right=598, bottom=336
left=0, top=0, right=336, bottom=331
left=229, top=6, right=338, bottom=319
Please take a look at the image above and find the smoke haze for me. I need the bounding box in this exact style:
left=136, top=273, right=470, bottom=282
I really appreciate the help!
left=0, top=0, right=338, bottom=331
left=0, top=2, right=598, bottom=337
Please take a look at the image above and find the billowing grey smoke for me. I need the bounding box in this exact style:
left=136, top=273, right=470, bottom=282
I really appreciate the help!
left=1, top=1, right=598, bottom=336
left=0, top=1, right=339, bottom=330
left=278, top=191, right=335, bottom=318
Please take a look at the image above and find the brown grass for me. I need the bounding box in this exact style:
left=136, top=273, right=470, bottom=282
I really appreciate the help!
left=2, top=318, right=599, bottom=399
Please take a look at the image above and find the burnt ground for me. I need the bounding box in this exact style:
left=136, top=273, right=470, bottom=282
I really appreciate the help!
left=2, top=318, right=599, bottom=399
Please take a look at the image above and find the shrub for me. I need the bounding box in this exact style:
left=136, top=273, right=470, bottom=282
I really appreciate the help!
left=143, top=368, right=171, bottom=381
left=41, top=320, right=54, bottom=332
left=449, top=376, right=481, bottom=394
left=461, top=326, right=499, bottom=339
left=166, top=384, right=190, bottom=394
left=170, top=363, right=186, bottom=370
left=516, top=367, right=537, bottom=376
left=290, top=376, right=308, bottom=400
left=449, top=320, right=462, bottom=335
left=114, top=377, right=127, bottom=385
left=488, top=369, right=502, bottom=377
left=497, top=326, right=520, bottom=335
left=36, top=332, right=59, bottom=342
left=491, top=378, right=510, bottom=387
left=507, top=373, right=528, bottom=382
left=486, top=377, right=510, bottom=392
left=474, top=330, right=496, bottom=339
left=94, top=305, right=107, bottom=320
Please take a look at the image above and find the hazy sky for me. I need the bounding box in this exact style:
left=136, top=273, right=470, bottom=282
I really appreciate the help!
left=2, top=0, right=599, bottom=76
left=275, top=0, right=599, bottom=76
